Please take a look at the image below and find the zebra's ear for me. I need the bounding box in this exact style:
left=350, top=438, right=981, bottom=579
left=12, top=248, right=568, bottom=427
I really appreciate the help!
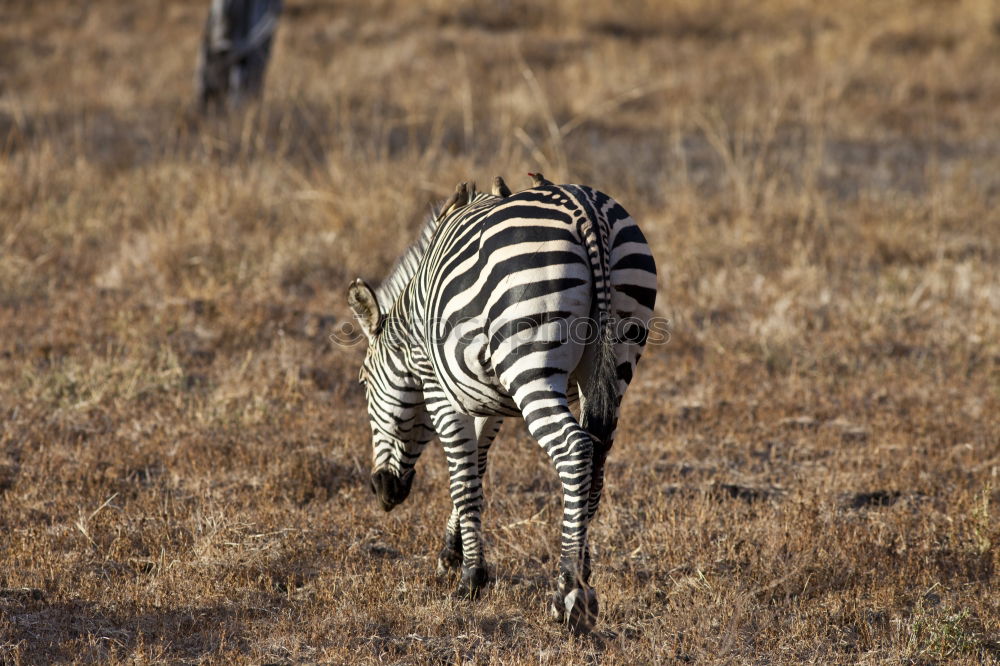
left=347, top=278, right=383, bottom=341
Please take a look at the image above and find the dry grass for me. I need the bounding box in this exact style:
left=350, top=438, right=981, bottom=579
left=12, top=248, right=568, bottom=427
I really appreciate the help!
left=2, top=0, right=1000, bottom=663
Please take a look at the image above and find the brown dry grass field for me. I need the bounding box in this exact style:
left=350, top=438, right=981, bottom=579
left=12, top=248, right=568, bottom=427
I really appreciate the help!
left=2, top=0, right=1000, bottom=663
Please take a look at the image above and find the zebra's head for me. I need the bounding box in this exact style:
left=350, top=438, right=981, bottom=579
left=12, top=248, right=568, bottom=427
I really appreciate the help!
left=348, top=277, right=432, bottom=512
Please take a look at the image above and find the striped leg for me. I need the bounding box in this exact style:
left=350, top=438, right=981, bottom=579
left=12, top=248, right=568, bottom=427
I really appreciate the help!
left=437, top=416, right=502, bottom=577
left=581, top=344, right=649, bottom=582
left=514, top=380, right=599, bottom=634
left=438, top=507, right=464, bottom=574
left=579, top=404, right=618, bottom=584
left=431, top=409, right=500, bottom=598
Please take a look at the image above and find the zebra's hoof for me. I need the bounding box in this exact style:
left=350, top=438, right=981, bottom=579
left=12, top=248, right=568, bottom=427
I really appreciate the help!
left=564, top=587, right=599, bottom=635
left=454, top=565, right=488, bottom=600
left=436, top=546, right=462, bottom=575
left=548, top=592, right=566, bottom=624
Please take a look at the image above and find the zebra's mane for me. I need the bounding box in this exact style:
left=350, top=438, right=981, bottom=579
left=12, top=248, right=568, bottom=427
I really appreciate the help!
left=375, top=189, right=494, bottom=311
left=374, top=210, right=440, bottom=311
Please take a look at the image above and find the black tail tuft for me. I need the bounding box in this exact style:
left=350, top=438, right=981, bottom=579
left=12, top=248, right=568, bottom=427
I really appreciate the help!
left=582, top=322, right=618, bottom=445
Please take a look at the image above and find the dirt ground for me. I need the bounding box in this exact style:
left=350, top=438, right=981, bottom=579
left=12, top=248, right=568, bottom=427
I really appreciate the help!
left=1, top=0, right=999, bottom=663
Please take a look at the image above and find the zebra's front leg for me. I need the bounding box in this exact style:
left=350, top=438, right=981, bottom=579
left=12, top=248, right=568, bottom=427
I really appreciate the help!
left=437, top=416, right=501, bottom=578
left=437, top=506, right=464, bottom=574
left=433, top=411, right=495, bottom=599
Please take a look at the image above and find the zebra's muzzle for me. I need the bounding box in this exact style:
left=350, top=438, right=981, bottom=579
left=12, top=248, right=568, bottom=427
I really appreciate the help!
left=370, top=468, right=415, bottom=512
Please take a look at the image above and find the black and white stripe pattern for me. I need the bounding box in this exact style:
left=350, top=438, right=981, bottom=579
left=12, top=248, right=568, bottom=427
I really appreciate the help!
left=349, top=181, right=657, bottom=633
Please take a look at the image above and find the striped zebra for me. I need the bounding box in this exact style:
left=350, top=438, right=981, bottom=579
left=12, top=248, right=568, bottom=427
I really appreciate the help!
left=347, top=177, right=657, bottom=633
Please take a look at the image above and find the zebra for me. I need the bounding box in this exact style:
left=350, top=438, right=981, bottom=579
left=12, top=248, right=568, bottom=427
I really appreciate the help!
left=347, top=177, right=657, bottom=633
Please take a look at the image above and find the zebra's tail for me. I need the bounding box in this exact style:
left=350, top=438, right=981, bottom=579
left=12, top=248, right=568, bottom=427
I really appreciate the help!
left=580, top=215, right=618, bottom=445
left=583, top=323, right=618, bottom=444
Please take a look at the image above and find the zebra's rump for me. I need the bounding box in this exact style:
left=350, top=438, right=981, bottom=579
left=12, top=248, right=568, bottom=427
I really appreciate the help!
left=413, top=184, right=657, bottom=416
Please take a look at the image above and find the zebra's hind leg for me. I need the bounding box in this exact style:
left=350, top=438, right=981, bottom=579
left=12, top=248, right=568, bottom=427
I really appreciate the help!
left=516, top=386, right=600, bottom=633
left=578, top=400, right=621, bottom=584
left=579, top=326, right=646, bottom=582
left=570, top=341, right=624, bottom=586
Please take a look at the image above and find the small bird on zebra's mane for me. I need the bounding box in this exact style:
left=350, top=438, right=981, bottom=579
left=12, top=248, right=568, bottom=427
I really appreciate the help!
left=437, top=181, right=469, bottom=220
left=528, top=172, right=552, bottom=187
left=491, top=175, right=511, bottom=198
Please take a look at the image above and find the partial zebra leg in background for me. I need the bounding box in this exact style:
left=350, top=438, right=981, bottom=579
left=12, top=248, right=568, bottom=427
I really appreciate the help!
left=437, top=416, right=502, bottom=576
left=514, top=378, right=599, bottom=634
left=196, top=0, right=282, bottom=111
